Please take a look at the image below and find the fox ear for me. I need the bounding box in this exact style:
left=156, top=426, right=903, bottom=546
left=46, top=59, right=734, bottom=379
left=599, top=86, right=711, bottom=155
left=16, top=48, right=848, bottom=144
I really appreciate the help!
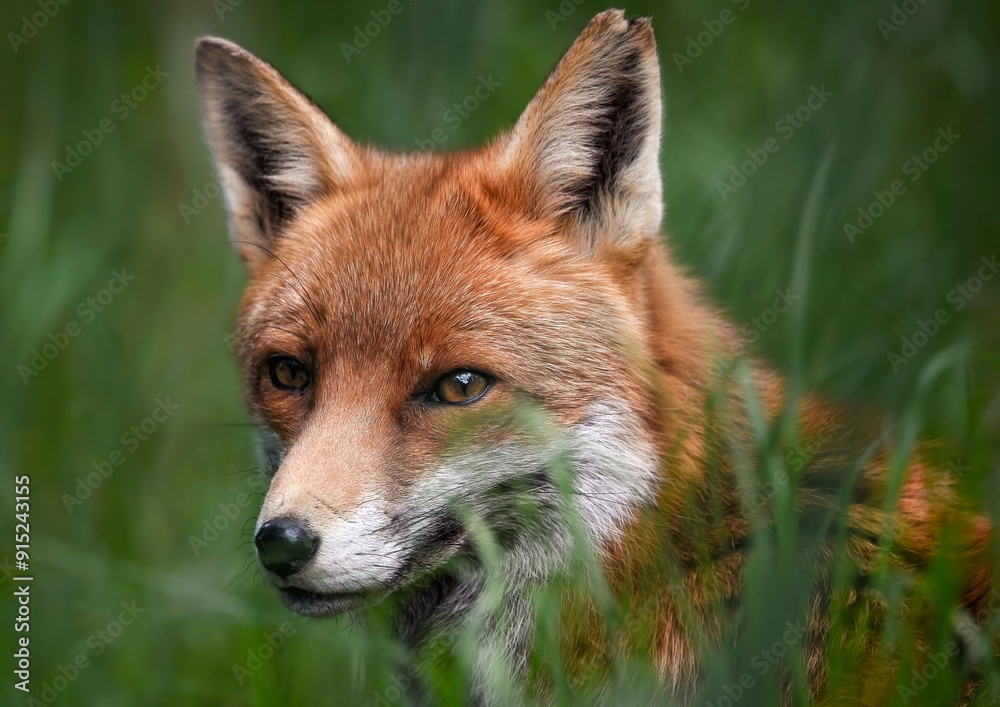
left=501, top=11, right=662, bottom=254
left=195, top=37, right=359, bottom=272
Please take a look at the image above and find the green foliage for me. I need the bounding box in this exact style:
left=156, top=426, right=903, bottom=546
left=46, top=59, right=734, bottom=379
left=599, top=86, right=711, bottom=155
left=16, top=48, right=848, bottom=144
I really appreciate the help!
left=0, top=0, right=997, bottom=704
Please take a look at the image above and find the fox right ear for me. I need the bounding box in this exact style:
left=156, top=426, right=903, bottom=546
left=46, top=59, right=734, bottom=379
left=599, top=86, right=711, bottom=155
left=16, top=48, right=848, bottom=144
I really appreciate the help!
left=500, top=10, right=663, bottom=258
left=195, top=37, right=359, bottom=273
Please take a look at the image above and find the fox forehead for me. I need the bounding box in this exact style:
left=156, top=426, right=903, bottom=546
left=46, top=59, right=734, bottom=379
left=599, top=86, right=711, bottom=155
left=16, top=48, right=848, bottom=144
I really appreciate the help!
left=235, top=154, right=643, bottom=394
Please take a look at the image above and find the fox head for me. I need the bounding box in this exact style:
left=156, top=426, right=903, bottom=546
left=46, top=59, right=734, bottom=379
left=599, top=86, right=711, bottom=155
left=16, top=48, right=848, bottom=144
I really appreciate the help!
left=196, top=11, right=701, bottom=619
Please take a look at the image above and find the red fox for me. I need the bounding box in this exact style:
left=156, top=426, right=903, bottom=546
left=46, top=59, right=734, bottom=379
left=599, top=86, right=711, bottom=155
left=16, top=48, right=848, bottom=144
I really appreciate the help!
left=196, top=10, right=993, bottom=704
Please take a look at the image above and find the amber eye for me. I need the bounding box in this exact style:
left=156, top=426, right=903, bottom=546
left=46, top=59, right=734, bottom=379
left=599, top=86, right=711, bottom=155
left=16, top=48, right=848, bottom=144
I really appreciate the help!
left=268, top=357, right=310, bottom=391
left=433, top=370, right=490, bottom=404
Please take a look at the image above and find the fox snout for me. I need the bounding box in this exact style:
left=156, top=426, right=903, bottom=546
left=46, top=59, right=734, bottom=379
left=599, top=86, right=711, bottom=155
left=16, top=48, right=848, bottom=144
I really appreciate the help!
left=248, top=410, right=425, bottom=614
left=254, top=517, right=319, bottom=579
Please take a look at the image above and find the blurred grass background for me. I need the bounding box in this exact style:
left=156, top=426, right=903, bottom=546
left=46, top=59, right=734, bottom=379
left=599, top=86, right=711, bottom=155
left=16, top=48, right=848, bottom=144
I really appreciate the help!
left=0, top=0, right=997, bottom=704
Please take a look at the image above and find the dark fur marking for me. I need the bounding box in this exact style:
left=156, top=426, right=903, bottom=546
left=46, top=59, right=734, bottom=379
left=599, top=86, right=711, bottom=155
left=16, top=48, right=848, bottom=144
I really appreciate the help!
left=571, top=46, right=649, bottom=215
left=395, top=570, right=462, bottom=644
left=208, top=71, right=331, bottom=240
left=225, top=98, right=299, bottom=230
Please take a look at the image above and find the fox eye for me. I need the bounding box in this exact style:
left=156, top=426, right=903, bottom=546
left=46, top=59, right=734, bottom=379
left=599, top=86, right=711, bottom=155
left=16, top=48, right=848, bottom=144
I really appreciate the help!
left=268, top=356, right=310, bottom=391
left=433, top=370, right=490, bottom=404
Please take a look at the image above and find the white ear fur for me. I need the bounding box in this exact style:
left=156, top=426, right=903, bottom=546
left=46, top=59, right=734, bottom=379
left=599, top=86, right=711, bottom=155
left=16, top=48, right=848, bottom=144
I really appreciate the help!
left=195, top=37, right=359, bottom=272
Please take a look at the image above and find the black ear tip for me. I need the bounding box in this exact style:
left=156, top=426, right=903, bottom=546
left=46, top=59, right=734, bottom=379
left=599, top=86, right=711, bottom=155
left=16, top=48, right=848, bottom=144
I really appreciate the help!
left=586, top=9, right=653, bottom=30
left=627, top=16, right=654, bottom=34
left=627, top=17, right=656, bottom=51
left=583, top=10, right=656, bottom=52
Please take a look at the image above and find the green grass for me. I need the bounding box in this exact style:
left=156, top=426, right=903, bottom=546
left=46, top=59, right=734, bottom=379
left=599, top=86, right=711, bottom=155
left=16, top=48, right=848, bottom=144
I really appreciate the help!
left=1, top=0, right=998, bottom=704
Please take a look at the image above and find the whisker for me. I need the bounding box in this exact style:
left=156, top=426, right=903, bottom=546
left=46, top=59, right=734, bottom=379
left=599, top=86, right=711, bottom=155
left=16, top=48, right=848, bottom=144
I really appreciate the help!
left=231, top=240, right=327, bottom=328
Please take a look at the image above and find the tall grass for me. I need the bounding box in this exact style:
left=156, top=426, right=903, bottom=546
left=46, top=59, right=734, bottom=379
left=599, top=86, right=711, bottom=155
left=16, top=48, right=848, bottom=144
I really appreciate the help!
left=1, top=0, right=997, bottom=704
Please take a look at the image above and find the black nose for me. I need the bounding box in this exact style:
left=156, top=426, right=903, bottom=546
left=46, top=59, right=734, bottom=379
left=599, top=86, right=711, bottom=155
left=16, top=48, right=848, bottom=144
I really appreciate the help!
left=255, top=518, right=319, bottom=579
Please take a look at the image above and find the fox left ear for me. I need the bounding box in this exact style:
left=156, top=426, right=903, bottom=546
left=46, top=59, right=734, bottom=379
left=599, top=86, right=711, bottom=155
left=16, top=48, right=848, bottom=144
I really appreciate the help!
left=501, top=10, right=662, bottom=255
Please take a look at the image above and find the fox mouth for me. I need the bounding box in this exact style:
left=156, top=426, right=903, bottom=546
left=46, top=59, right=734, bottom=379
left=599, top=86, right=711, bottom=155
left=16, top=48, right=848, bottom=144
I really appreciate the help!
left=277, top=586, right=382, bottom=617
left=262, top=510, right=470, bottom=618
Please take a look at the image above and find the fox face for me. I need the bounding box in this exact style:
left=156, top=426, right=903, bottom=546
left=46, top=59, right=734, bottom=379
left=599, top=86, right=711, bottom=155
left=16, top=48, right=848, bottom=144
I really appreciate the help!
left=196, top=11, right=679, bottom=622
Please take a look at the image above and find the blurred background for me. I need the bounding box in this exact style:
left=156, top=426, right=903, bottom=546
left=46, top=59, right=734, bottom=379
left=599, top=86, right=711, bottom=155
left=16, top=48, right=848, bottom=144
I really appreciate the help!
left=0, top=0, right=997, bottom=704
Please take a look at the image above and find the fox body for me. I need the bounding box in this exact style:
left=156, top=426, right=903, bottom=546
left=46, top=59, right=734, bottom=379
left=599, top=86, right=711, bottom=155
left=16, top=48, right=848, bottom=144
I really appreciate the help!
left=196, top=10, right=992, bottom=703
